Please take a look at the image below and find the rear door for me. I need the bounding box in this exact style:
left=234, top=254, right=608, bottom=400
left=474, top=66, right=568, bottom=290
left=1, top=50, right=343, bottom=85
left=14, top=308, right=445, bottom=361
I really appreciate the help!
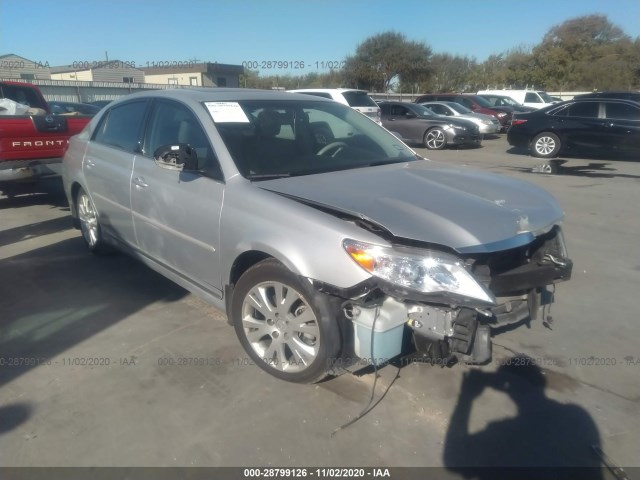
left=130, top=99, right=224, bottom=295
left=83, top=100, right=149, bottom=245
left=553, top=101, right=604, bottom=149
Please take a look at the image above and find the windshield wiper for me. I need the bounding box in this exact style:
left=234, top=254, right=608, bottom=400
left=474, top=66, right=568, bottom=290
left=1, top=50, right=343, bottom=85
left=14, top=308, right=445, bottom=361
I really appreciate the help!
left=246, top=173, right=291, bottom=181
left=367, top=158, right=416, bottom=167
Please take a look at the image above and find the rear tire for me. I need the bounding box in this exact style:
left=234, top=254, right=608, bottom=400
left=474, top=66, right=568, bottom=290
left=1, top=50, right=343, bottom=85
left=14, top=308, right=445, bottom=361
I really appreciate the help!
left=76, top=187, right=112, bottom=255
left=531, top=132, right=561, bottom=158
left=231, top=259, right=341, bottom=383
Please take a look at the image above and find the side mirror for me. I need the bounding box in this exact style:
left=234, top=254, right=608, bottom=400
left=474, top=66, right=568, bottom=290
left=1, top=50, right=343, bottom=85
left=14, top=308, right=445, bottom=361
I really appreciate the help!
left=405, top=112, right=417, bottom=119
left=153, top=144, right=198, bottom=171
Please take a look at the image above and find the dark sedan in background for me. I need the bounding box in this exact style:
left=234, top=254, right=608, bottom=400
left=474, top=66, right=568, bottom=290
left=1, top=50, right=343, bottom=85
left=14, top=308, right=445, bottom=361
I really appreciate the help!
left=379, top=102, right=481, bottom=149
left=507, top=98, right=640, bottom=158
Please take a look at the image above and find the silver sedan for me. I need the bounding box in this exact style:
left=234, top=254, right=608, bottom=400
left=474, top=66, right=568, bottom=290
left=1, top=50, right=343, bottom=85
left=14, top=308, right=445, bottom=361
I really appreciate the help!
left=420, top=101, right=501, bottom=135
left=63, top=89, right=572, bottom=383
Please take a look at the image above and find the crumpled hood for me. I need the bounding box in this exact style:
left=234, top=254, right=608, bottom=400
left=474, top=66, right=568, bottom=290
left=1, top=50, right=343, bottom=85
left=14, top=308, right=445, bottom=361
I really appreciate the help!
left=258, top=161, right=564, bottom=253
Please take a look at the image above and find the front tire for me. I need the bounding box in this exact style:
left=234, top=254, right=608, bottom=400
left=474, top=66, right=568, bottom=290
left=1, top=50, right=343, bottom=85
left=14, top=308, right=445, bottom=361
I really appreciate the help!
left=231, top=259, right=341, bottom=383
left=424, top=128, right=447, bottom=150
left=76, top=187, right=111, bottom=255
left=531, top=132, right=561, bottom=158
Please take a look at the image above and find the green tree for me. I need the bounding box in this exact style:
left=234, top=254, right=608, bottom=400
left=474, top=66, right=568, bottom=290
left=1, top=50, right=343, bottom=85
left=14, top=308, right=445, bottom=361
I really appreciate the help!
left=342, top=31, right=432, bottom=92
left=531, top=15, right=638, bottom=90
left=418, top=53, right=476, bottom=92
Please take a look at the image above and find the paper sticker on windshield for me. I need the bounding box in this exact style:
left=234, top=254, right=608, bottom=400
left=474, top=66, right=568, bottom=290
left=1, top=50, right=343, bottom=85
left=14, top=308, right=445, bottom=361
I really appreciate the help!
left=204, top=102, right=250, bottom=123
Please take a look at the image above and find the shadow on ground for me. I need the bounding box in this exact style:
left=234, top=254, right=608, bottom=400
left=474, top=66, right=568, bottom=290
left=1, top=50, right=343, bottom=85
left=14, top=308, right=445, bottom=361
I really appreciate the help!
left=443, top=355, right=604, bottom=479
left=0, top=236, right=188, bottom=389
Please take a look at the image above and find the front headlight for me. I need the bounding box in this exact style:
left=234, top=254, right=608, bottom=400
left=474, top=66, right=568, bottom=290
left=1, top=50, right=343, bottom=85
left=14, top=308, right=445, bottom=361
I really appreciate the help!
left=481, top=120, right=493, bottom=125
left=343, top=239, right=495, bottom=305
left=445, top=123, right=466, bottom=131
left=497, top=112, right=507, bottom=118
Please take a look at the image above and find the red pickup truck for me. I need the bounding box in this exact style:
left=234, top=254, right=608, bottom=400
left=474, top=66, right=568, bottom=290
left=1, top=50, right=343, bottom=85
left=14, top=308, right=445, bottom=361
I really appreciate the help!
left=0, top=81, right=92, bottom=182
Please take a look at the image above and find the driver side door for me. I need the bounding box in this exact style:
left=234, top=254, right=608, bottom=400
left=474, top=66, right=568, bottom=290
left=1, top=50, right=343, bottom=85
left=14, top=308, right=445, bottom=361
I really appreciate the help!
left=130, top=99, right=225, bottom=296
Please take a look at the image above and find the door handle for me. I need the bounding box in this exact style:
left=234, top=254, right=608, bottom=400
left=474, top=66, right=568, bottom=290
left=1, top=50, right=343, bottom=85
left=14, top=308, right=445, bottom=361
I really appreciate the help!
left=133, top=177, right=149, bottom=188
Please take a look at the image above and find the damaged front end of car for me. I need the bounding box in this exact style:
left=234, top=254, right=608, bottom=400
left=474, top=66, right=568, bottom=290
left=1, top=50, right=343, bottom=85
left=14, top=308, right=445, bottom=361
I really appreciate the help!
left=313, top=225, right=572, bottom=370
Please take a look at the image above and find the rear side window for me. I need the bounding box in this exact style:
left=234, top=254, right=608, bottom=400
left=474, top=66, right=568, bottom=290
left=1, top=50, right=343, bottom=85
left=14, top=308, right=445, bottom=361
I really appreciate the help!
left=341, top=91, right=378, bottom=107
left=567, top=102, right=599, bottom=118
left=0, top=84, right=47, bottom=109
left=605, top=102, right=640, bottom=120
left=93, top=101, right=148, bottom=152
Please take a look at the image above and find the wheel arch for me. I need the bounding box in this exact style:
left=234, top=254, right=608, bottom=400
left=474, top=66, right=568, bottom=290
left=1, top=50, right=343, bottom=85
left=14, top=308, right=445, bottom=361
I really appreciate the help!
left=225, top=250, right=284, bottom=324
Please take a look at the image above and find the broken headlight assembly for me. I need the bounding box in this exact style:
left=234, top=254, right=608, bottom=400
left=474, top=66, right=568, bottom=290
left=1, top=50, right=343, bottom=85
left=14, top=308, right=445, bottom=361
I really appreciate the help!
left=343, top=239, right=496, bottom=307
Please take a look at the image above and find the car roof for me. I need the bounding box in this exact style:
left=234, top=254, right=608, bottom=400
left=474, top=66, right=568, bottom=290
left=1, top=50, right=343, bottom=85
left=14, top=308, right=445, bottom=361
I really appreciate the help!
left=380, top=101, right=417, bottom=106
left=113, top=88, right=333, bottom=104
left=420, top=101, right=454, bottom=105
left=288, top=88, right=367, bottom=94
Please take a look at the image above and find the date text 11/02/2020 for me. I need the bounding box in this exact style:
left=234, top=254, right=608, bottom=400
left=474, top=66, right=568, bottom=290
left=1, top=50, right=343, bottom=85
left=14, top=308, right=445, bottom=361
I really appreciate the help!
left=241, top=60, right=346, bottom=70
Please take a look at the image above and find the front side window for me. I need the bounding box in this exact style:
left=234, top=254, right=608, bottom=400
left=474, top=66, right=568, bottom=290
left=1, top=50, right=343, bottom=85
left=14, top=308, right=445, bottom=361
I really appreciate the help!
left=209, top=99, right=415, bottom=179
left=93, top=101, right=148, bottom=152
left=145, top=100, right=221, bottom=178
left=605, top=102, right=639, bottom=121
left=390, top=105, right=410, bottom=116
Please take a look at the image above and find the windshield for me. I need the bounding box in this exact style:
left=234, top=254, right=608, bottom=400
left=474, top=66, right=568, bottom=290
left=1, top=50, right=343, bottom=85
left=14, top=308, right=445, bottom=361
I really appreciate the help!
left=446, top=102, right=472, bottom=114
left=538, top=91, right=554, bottom=103
left=209, top=100, right=416, bottom=179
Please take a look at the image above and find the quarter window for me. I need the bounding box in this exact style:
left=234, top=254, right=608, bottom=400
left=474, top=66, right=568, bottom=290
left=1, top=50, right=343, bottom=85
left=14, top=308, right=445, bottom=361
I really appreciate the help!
left=93, top=101, right=148, bottom=152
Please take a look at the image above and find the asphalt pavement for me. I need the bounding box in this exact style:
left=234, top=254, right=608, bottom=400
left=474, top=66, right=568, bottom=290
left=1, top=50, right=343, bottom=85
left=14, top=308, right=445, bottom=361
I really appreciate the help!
left=1, top=136, right=639, bottom=474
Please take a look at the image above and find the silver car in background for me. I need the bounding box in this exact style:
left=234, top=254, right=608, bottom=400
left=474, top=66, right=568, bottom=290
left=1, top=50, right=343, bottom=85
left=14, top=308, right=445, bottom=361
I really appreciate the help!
left=419, top=101, right=501, bottom=135
left=63, top=89, right=572, bottom=384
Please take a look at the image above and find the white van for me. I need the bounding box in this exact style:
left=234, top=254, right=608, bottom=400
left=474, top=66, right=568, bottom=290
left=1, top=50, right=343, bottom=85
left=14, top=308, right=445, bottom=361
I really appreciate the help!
left=477, top=89, right=558, bottom=109
left=288, top=88, right=382, bottom=125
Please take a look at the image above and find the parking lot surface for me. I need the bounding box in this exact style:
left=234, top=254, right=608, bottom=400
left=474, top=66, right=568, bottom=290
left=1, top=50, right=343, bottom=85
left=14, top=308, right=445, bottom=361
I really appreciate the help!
left=1, top=136, right=639, bottom=470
